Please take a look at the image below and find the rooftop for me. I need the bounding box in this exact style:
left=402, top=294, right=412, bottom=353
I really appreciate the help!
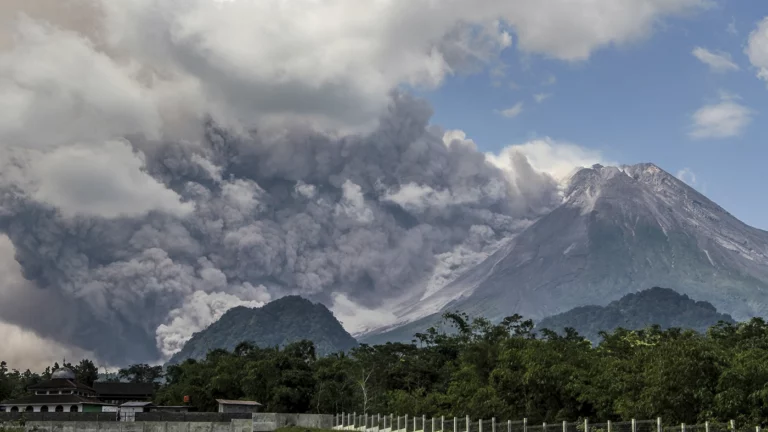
left=216, top=399, right=262, bottom=406
left=92, top=382, right=154, bottom=396
left=0, top=395, right=110, bottom=406
left=28, top=379, right=96, bottom=393
left=120, top=401, right=155, bottom=407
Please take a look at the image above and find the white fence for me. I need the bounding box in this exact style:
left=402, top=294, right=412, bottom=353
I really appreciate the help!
left=332, top=414, right=762, bottom=432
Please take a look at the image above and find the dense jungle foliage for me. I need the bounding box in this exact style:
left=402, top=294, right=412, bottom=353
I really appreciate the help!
left=3, top=313, right=768, bottom=427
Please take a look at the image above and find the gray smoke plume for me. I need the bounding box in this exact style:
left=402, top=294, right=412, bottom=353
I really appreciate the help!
left=0, top=0, right=704, bottom=364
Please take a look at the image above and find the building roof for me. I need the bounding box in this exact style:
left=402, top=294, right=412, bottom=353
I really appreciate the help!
left=0, top=395, right=109, bottom=406
left=216, top=399, right=262, bottom=406
left=92, top=382, right=154, bottom=396
left=120, top=401, right=155, bottom=407
left=28, top=379, right=96, bottom=392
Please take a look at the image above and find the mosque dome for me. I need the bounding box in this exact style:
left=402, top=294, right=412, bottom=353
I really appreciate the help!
left=51, top=367, right=76, bottom=380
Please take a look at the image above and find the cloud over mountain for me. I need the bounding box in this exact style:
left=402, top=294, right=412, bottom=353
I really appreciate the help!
left=0, top=0, right=705, bottom=363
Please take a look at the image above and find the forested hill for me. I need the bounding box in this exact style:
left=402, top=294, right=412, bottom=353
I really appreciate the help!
left=167, top=296, right=358, bottom=364
left=537, top=287, right=735, bottom=343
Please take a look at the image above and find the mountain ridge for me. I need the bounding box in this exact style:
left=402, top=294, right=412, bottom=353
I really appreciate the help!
left=168, top=295, right=359, bottom=364
left=360, top=162, right=768, bottom=343
left=537, top=286, right=736, bottom=343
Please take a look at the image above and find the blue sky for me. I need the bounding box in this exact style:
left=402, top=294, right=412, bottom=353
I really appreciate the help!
left=421, top=2, right=768, bottom=230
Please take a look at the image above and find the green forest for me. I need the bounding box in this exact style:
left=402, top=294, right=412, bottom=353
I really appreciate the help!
left=3, top=313, right=768, bottom=427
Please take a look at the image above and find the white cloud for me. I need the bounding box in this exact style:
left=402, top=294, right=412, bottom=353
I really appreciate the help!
left=155, top=288, right=271, bottom=358
left=746, top=17, right=768, bottom=83
left=499, top=102, right=524, bottom=118
left=727, top=18, right=737, bottom=36
left=0, top=0, right=711, bottom=137
left=534, top=93, right=552, bottom=103
left=689, top=94, right=753, bottom=139
left=676, top=167, right=698, bottom=186
left=330, top=293, right=397, bottom=336
left=490, top=138, right=610, bottom=182
left=27, top=141, right=194, bottom=219
left=692, top=47, right=739, bottom=73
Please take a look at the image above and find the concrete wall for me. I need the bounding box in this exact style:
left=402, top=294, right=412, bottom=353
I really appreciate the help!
left=252, top=413, right=334, bottom=431
left=0, top=412, right=334, bottom=432
left=1, top=421, right=239, bottom=432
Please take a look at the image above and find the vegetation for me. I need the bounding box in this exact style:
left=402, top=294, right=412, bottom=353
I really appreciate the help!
left=5, top=312, right=768, bottom=427
left=537, top=287, right=736, bottom=344
left=167, top=296, right=359, bottom=364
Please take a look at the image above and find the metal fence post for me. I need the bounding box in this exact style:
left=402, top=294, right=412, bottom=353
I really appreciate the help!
left=454, top=417, right=458, bottom=432
left=524, top=419, right=528, bottom=432
left=433, top=417, right=436, bottom=432
left=493, top=418, right=496, bottom=432
left=466, top=416, right=470, bottom=432
left=544, top=422, right=547, bottom=432
left=585, top=420, right=589, bottom=432
left=563, top=421, right=567, bottom=432
left=631, top=419, right=636, bottom=432
left=607, top=421, right=611, bottom=432
left=730, top=421, right=736, bottom=432
left=705, top=422, right=710, bottom=432
left=480, top=419, right=483, bottom=432
left=508, top=420, right=512, bottom=432
left=399, top=416, right=402, bottom=432
left=657, top=418, right=662, bottom=432
left=681, top=424, right=685, bottom=432
left=423, top=416, right=426, bottom=432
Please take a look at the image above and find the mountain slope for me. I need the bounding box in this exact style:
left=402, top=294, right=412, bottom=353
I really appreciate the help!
left=363, top=163, right=768, bottom=343
left=537, top=287, right=735, bottom=343
left=168, top=296, right=358, bottom=364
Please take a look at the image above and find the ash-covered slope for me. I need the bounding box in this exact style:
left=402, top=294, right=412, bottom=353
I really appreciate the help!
left=451, top=163, right=768, bottom=322
left=168, top=296, right=358, bottom=364
left=537, top=287, right=735, bottom=344
left=362, top=163, right=768, bottom=343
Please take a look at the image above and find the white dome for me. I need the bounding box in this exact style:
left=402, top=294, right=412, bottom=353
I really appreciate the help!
left=51, top=367, right=76, bottom=380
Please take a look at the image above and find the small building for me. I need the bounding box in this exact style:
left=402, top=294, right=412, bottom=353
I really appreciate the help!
left=216, top=399, right=262, bottom=413
left=0, top=367, right=114, bottom=413
left=93, top=382, right=154, bottom=406
left=118, top=401, right=154, bottom=421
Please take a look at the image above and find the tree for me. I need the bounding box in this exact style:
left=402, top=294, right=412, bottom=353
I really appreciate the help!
left=118, top=364, right=165, bottom=387
left=73, top=360, right=99, bottom=387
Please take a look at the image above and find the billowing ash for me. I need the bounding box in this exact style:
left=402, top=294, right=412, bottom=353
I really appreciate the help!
left=0, top=0, right=702, bottom=364
left=0, top=94, right=560, bottom=363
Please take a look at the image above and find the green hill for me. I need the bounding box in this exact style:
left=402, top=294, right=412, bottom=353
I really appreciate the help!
left=537, top=287, right=735, bottom=343
left=167, top=296, right=358, bottom=364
